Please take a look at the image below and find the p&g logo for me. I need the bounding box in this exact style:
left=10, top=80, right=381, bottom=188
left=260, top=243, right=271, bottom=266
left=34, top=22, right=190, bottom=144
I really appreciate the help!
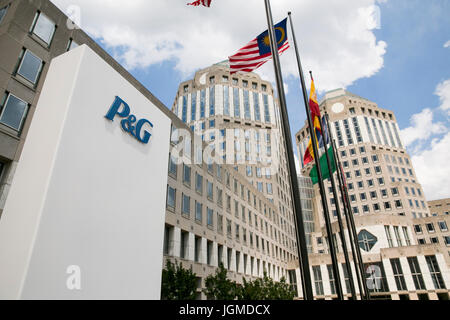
left=105, top=96, right=154, bottom=144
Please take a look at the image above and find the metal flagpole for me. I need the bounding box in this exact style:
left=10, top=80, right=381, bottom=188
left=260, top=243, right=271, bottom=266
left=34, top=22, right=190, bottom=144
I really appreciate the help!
left=310, top=73, right=356, bottom=300
left=324, top=112, right=370, bottom=300
left=286, top=11, right=343, bottom=300
left=263, top=0, right=313, bottom=300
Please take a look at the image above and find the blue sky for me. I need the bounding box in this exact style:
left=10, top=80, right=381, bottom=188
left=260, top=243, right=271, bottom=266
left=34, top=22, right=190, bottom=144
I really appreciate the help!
left=51, top=0, right=450, bottom=200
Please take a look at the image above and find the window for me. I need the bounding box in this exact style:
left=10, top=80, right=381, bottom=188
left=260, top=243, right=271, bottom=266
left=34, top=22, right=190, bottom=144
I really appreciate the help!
left=0, top=5, right=8, bottom=24
left=414, top=225, right=422, bottom=234
left=390, top=259, right=407, bottom=291
left=402, top=227, right=411, bottom=246
left=263, top=94, right=270, bottom=123
left=0, top=93, right=29, bottom=131
left=183, top=164, right=191, bottom=186
left=426, top=223, right=435, bottom=233
left=195, top=201, right=202, bottom=222
left=358, top=230, right=377, bottom=252
left=16, top=49, right=44, bottom=85
left=182, top=194, right=190, bottom=215
left=166, top=186, right=176, bottom=209
left=438, top=221, right=448, bottom=232
left=30, top=11, right=56, bottom=45
left=207, top=181, right=213, bottom=200
left=66, top=38, right=79, bottom=51
left=200, top=89, right=206, bottom=118
left=425, top=256, right=446, bottom=290
left=253, top=92, right=261, bottom=121
left=385, top=226, right=393, bottom=248
left=313, top=266, right=324, bottom=296
left=168, top=154, right=177, bottom=176
left=393, top=226, right=403, bottom=246
left=407, top=257, right=426, bottom=290
left=209, top=86, right=215, bottom=116
left=327, top=265, right=336, bottom=295
left=233, top=87, right=240, bottom=117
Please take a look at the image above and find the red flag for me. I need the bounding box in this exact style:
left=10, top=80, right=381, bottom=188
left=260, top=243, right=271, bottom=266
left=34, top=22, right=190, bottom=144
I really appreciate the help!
left=187, top=0, right=212, bottom=7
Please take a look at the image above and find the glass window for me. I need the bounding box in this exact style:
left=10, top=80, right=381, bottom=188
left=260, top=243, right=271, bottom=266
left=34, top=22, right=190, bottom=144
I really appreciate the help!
left=390, top=258, right=407, bottom=291
left=66, top=38, right=79, bottom=51
left=358, top=229, right=377, bottom=251
left=16, top=49, right=44, bottom=84
left=166, top=186, right=176, bottom=209
left=195, top=201, right=202, bottom=222
left=207, top=208, right=214, bottom=227
left=0, top=5, right=9, bottom=24
left=30, top=12, right=56, bottom=45
left=438, top=221, right=448, bottom=232
left=183, top=164, right=191, bottom=186
left=425, top=256, right=446, bottom=290
left=0, top=93, right=29, bottom=131
left=407, top=257, right=426, bottom=290
left=312, top=266, right=324, bottom=296
left=182, top=194, right=190, bottom=215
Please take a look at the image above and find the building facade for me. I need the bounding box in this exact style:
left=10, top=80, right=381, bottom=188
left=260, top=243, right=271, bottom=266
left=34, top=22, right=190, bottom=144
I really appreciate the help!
left=294, top=89, right=450, bottom=300
left=167, top=65, right=301, bottom=298
left=0, top=0, right=300, bottom=299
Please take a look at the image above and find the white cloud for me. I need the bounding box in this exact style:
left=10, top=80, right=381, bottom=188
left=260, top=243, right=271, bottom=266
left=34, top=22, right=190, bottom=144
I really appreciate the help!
left=50, top=0, right=387, bottom=92
left=444, top=40, right=450, bottom=48
left=411, top=132, right=450, bottom=201
left=400, top=108, right=446, bottom=148
left=402, top=79, right=450, bottom=200
left=435, top=79, right=450, bottom=114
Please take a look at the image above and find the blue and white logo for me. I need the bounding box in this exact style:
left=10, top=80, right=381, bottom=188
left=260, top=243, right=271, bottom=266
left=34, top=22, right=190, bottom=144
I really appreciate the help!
left=105, top=96, right=154, bottom=144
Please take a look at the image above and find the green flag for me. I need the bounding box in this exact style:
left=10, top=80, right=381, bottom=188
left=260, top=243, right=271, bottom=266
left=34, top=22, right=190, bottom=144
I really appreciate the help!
left=309, top=147, right=336, bottom=185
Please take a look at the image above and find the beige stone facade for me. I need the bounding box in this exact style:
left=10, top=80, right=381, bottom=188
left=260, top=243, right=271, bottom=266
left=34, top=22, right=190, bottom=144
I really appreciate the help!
left=294, top=89, right=450, bottom=300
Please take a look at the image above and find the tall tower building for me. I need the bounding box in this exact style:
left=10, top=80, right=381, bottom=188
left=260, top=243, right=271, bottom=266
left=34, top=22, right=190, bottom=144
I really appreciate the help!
left=294, top=89, right=450, bottom=300
left=168, top=64, right=303, bottom=296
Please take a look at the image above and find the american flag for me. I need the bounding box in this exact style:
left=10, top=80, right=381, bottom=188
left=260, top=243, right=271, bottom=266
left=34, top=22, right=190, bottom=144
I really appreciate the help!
left=187, top=0, right=212, bottom=7
left=229, top=18, right=290, bottom=74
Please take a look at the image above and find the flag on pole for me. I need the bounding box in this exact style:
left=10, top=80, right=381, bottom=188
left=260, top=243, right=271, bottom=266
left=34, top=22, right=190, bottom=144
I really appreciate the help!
left=187, top=0, right=212, bottom=7
left=309, top=147, right=337, bottom=184
left=303, top=78, right=323, bottom=165
left=228, top=18, right=290, bottom=74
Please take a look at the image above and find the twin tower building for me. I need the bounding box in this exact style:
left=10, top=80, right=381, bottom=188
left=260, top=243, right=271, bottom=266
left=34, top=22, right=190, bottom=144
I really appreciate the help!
left=0, top=0, right=448, bottom=299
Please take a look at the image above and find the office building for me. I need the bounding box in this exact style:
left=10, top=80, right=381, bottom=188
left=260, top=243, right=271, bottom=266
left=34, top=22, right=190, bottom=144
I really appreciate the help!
left=294, top=89, right=450, bottom=300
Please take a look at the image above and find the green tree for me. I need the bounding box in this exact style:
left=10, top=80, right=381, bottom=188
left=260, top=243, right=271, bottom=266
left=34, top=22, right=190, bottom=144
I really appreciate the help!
left=203, top=263, right=237, bottom=300
left=161, top=260, right=198, bottom=300
left=236, top=272, right=295, bottom=300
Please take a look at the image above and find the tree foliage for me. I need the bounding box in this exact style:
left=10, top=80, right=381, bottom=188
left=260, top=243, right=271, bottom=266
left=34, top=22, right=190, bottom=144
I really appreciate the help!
left=203, top=263, right=238, bottom=300
left=161, top=260, right=198, bottom=300
left=236, top=272, right=296, bottom=300
left=203, top=265, right=295, bottom=300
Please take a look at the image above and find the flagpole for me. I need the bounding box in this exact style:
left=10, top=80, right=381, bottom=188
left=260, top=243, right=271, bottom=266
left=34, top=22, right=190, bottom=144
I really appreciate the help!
left=309, top=74, right=356, bottom=300
left=263, top=0, right=313, bottom=300
left=324, top=112, right=370, bottom=300
left=286, top=11, right=343, bottom=300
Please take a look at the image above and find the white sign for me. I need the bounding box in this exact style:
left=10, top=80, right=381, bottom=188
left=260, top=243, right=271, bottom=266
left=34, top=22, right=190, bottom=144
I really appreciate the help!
left=0, top=45, right=171, bottom=299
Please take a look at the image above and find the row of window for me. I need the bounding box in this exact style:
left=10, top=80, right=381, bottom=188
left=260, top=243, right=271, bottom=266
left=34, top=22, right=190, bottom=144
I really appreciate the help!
left=179, top=88, right=272, bottom=124
left=0, top=9, right=79, bottom=132
left=414, top=221, right=448, bottom=234
left=417, top=236, right=450, bottom=246
left=345, top=165, right=382, bottom=180
left=168, top=186, right=293, bottom=252
left=183, top=76, right=268, bottom=92
left=313, top=255, right=446, bottom=296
